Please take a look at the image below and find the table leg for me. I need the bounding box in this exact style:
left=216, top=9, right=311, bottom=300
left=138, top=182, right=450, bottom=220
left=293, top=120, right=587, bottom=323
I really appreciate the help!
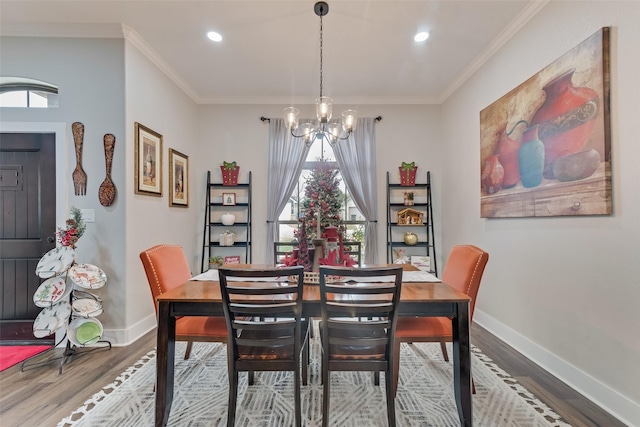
left=452, top=301, right=473, bottom=426
left=156, top=301, right=176, bottom=427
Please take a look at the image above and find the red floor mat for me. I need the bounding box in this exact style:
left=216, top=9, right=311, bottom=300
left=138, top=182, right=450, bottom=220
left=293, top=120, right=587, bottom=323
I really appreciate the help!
left=0, top=345, right=51, bottom=371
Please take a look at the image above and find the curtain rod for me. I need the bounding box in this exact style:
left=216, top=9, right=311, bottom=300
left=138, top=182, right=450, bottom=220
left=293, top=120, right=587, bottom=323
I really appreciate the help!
left=260, top=116, right=382, bottom=123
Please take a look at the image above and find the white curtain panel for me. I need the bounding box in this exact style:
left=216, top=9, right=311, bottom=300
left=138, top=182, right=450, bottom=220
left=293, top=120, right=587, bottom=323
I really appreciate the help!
left=265, top=118, right=310, bottom=263
left=332, top=117, right=378, bottom=264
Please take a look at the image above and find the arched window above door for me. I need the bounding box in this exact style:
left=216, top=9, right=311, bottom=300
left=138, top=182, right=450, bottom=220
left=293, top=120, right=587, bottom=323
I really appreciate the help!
left=0, top=77, right=59, bottom=108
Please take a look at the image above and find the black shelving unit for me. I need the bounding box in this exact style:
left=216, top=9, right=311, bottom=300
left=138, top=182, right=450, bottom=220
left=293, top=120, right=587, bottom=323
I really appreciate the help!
left=386, top=171, right=437, bottom=276
left=201, top=171, right=252, bottom=272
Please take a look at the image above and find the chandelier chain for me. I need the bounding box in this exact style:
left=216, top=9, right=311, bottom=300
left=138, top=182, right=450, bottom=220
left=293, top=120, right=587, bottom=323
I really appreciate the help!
left=284, top=2, right=357, bottom=145
left=319, top=13, right=323, bottom=99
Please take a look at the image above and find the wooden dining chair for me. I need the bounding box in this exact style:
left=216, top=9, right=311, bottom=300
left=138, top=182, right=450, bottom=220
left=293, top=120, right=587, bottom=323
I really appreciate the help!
left=318, top=265, right=403, bottom=427
left=140, top=244, right=227, bottom=360
left=218, top=265, right=309, bottom=427
left=393, top=244, right=489, bottom=396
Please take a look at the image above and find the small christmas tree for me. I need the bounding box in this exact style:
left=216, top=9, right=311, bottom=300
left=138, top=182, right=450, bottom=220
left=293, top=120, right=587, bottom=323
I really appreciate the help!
left=300, top=160, right=344, bottom=239
left=296, top=218, right=312, bottom=271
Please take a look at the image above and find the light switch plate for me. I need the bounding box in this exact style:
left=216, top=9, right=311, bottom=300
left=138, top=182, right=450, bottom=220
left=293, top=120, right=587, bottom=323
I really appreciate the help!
left=80, top=209, right=95, bottom=223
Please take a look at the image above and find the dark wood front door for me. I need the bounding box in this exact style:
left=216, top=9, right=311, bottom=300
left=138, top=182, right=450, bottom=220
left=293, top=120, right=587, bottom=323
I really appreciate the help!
left=0, top=133, right=56, bottom=342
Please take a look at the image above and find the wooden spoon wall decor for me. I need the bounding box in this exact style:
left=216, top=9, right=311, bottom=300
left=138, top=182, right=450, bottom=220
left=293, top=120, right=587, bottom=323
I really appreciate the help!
left=71, top=122, right=87, bottom=196
left=98, top=134, right=117, bottom=206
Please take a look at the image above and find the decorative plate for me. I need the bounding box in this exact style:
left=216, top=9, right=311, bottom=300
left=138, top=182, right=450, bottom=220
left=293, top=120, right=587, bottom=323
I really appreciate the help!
left=68, top=317, right=103, bottom=347
left=68, top=263, right=107, bottom=289
left=33, top=301, right=71, bottom=338
left=35, top=246, right=76, bottom=278
left=72, top=298, right=103, bottom=318
left=33, top=276, right=72, bottom=308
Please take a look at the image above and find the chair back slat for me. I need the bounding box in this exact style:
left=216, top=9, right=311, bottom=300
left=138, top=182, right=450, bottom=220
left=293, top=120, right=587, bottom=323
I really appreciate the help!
left=225, top=284, right=298, bottom=296
left=229, top=302, right=297, bottom=316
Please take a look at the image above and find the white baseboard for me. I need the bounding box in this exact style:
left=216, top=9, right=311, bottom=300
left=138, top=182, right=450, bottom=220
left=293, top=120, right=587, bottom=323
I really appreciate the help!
left=101, top=314, right=156, bottom=347
left=474, top=310, right=639, bottom=427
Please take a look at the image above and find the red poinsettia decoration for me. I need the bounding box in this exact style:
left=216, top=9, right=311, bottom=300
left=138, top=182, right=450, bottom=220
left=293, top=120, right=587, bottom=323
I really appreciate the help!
left=319, top=249, right=358, bottom=267
left=342, top=253, right=358, bottom=267
left=280, top=252, right=298, bottom=267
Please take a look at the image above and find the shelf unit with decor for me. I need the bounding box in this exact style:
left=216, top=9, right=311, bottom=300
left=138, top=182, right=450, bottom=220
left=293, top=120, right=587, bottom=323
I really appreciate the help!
left=201, top=170, right=252, bottom=272
left=386, top=171, right=437, bottom=276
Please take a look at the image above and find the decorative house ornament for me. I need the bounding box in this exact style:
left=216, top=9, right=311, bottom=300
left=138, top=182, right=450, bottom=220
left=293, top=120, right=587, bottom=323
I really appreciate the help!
left=221, top=212, right=236, bottom=226
left=397, top=208, right=424, bottom=225
left=220, top=161, right=239, bottom=186
left=399, top=162, right=417, bottom=186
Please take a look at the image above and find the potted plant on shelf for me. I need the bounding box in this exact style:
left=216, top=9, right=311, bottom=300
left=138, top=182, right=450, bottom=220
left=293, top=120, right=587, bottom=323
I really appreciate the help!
left=209, top=256, right=224, bottom=269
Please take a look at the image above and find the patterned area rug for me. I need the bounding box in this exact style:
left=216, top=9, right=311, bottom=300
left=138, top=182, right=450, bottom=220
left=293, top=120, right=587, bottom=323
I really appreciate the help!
left=58, top=333, right=571, bottom=427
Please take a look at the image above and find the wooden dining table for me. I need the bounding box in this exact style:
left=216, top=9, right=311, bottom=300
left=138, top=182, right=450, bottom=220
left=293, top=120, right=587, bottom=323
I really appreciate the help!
left=155, top=265, right=473, bottom=427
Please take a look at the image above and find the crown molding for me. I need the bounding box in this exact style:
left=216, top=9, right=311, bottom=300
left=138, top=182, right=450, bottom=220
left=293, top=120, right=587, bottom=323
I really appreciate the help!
left=197, top=95, right=441, bottom=105
left=121, top=24, right=200, bottom=103
left=0, top=22, right=124, bottom=38
left=437, top=0, right=550, bottom=103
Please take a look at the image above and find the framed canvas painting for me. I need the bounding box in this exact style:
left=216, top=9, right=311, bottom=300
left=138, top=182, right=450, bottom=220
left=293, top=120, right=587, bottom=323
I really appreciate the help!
left=169, top=148, right=188, bottom=207
left=134, top=122, right=163, bottom=196
left=480, top=27, right=611, bottom=218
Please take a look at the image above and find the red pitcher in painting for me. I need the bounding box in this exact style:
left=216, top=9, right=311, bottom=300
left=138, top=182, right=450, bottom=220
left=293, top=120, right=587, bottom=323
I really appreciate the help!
left=529, top=69, right=599, bottom=178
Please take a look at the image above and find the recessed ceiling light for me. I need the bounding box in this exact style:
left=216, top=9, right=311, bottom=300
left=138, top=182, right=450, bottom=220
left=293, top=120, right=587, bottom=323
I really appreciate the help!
left=414, top=32, right=429, bottom=42
left=207, top=31, right=222, bottom=42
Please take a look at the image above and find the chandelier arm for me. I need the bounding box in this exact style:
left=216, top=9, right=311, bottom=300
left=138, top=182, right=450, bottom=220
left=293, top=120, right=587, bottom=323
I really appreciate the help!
left=290, top=127, right=310, bottom=138
left=335, top=131, right=352, bottom=141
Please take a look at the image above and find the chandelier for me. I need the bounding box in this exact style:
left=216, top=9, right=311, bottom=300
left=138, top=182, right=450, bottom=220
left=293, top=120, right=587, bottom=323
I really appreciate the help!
left=284, top=1, right=357, bottom=146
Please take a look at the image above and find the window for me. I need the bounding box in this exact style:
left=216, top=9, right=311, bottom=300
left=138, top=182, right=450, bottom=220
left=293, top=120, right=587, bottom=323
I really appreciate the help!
left=276, top=139, right=366, bottom=256
left=0, top=77, right=59, bottom=108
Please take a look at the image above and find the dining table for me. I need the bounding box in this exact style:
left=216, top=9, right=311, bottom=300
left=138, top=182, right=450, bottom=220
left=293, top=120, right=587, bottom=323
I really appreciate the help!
left=155, top=265, right=473, bottom=427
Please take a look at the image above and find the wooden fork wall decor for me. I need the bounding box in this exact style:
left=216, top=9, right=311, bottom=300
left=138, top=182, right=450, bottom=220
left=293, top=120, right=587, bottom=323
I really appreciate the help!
left=72, top=122, right=87, bottom=196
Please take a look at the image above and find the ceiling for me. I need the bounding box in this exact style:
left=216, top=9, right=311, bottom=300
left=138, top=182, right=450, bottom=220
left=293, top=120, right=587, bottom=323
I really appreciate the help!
left=0, top=1, right=545, bottom=105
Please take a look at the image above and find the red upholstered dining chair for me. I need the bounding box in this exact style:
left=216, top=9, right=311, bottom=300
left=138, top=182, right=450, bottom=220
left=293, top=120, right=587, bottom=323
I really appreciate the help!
left=140, top=244, right=227, bottom=360
left=393, top=244, right=489, bottom=395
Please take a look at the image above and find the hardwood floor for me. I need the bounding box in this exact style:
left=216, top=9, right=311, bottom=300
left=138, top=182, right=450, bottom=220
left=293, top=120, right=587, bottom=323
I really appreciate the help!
left=0, top=324, right=627, bottom=427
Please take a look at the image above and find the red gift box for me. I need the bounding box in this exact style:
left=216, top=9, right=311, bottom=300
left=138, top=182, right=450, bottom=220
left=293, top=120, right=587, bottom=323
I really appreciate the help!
left=220, top=163, right=239, bottom=186
left=399, top=165, right=417, bottom=186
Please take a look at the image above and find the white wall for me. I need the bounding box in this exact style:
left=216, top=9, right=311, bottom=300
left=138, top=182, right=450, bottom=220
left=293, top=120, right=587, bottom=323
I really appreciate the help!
left=124, top=40, right=200, bottom=342
left=440, top=1, right=640, bottom=424
left=195, top=104, right=443, bottom=267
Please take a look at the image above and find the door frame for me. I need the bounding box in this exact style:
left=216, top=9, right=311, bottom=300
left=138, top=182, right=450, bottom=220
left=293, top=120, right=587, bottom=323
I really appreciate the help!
left=1, top=121, right=68, bottom=343
left=0, top=121, right=68, bottom=226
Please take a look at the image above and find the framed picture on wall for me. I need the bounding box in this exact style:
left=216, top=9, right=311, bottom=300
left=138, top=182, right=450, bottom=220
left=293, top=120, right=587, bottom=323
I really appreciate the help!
left=169, top=148, right=188, bottom=207
left=222, top=193, right=236, bottom=206
left=134, top=122, right=163, bottom=196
